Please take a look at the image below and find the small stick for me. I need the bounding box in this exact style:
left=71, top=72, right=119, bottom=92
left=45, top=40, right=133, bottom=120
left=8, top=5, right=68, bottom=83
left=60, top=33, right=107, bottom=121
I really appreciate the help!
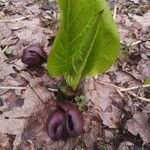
left=0, top=86, right=26, bottom=90
left=121, top=84, right=150, bottom=92
left=0, top=46, right=8, bottom=58
left=48, top=88, right=58, bottom=92
left=116, top=88, right=124, bottom=98
left=98, top=81, right=150, bottom=102
left=130, top=40, right=142, bottom=47
left=128, top=91, right=150, bottom=102
left=98, top=82, right=150, bottom=92
left=0, top=14, right=39, bottom=23
left=113, top=4, right=117, bottom=20
left=98, top=81, right=124, bottom=91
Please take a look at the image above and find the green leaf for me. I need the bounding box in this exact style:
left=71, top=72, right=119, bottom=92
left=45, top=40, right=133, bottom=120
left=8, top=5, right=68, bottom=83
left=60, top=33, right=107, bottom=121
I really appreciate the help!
left=5, top=48, right=12, bottom=55
left=75, top=95, right=85, bottom=102
left=47, top=0, right=120, bottom=89
left=144, top=76, right=150, bottom=85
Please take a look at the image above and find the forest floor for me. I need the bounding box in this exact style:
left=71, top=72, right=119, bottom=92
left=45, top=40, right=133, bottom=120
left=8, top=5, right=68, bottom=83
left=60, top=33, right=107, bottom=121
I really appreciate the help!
left=0, top=0, right=150, bottom=149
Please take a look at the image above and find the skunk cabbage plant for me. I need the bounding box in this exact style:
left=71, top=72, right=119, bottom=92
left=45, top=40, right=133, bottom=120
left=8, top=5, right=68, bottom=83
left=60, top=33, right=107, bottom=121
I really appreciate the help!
left=47, top=0, right=120, bottom=89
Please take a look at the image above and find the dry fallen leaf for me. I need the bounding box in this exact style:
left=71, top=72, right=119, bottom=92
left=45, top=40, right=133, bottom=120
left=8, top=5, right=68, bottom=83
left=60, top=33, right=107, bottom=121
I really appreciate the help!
left=0, top=79, right=55, bottom=148
left=125, top=104, right=150, bottom=144
left=130, top=11, right=150, bottom=27
left=0, top=134, right=15, bottom=149
left=137, top=60, right=150, bottom=79
left=84, top=75, right=123, bottom=128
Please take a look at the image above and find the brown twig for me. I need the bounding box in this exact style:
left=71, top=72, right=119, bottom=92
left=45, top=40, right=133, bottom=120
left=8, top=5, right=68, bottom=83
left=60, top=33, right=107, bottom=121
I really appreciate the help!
left=98, top=82, right=150, bottom=102
left=0, top=86, right=26, bottom=90
left=0, top=14, right=39, bottom=23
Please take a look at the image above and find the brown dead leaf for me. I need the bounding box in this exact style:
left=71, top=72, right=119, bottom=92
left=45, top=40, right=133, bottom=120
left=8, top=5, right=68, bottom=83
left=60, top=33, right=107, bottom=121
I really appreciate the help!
left=130, top=11, right=150, bottom=27
left=0, top=79, right=55, bottom=148
left=9, top=73, right=29, bottom=87
left=0, top=11, right=5, bottom=18
left=125, top=104, right=150, bottom=144
left=0, top=23, right=12, bottom=40
left=0, top=134, right=10, bottom=148
left=0, top=60, right=15, bottom=81
left=0, top=134, right=15, bottom=149
left=137, top=60, right=150, bottom=79
left=0, top=35, right=19, bottom=48
left=1, top=91, right=24, bottom=112
left=82, top=112, right=102, bottom=149
left=84, top=75, right=123, bottom=128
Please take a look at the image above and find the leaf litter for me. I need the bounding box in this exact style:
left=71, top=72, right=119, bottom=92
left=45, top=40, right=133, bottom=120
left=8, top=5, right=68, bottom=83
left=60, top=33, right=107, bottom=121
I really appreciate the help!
left=0, top=0, right=150, bottom=149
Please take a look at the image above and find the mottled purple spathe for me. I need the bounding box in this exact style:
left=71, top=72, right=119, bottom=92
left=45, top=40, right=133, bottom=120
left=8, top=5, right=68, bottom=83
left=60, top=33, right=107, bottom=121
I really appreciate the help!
left=21, top=43, right=47, bottom=66
left=46, top=100, right=84, bottom=141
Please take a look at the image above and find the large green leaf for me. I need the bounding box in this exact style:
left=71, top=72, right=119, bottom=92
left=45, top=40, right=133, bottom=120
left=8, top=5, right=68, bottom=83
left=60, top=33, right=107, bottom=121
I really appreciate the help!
left=47, top=0, right=120, bottom=89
